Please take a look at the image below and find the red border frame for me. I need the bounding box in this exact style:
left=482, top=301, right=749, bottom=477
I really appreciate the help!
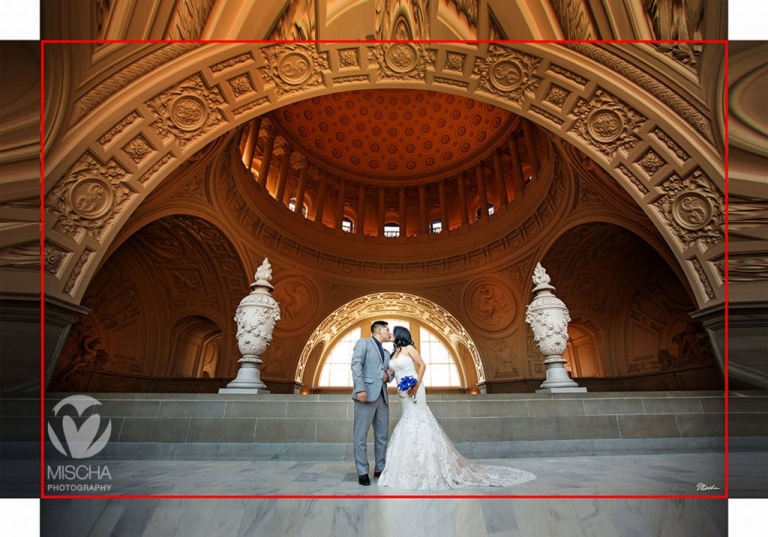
left=39, top=38, right=730, bottom=501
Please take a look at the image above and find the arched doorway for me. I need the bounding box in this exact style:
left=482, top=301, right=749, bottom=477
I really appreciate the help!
left=295, top=292, right=485, bottom=393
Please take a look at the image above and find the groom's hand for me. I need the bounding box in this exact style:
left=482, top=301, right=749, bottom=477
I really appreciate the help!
left=356, top=391, right=367, bottom=403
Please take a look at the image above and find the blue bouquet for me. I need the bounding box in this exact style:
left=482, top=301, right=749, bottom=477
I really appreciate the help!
left=397, top=375, right=418, bottom=403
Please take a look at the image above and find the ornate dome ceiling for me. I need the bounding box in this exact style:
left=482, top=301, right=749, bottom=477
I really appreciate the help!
left=273, top=89, right=516, bottom=183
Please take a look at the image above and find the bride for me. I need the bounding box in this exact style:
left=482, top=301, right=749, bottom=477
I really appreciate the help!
left=377, top=326, right=536, bottom=491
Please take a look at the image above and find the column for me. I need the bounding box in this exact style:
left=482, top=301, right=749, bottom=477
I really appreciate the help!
left=377, top=186, right=386, bottom=236
left=258, top=124, right=277, bottom=187
left=418, top=184, right=427, bottom=234
left=275, top=142, right=294, bottom=201
left=356, top=184, right=366, bottom=235
left=475, top=163, right=488, bottom=219
left=457, top=172, right=469, bottom=226
left=438, top=179, right=448, bottom=231
left=314, top=170, right=327, bottom=223
left=522, top=119, right=540, bottom=173
left=241, top=116, right=262, bottom=167
left=294, top=158, right=310, bottom=212
left=492, top=149, right=508, bottom=206
left=335, top=177, right=346, bottom=230
left=398, top=186, right=407, bottom=236
left=508, top=135, right=525, bottom=199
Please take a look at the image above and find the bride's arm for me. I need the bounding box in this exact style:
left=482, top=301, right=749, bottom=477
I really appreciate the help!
left=407, top=347, right=426, bottom=396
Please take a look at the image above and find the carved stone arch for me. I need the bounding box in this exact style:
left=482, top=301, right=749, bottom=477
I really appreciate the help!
left=532, top=213, right=694, bottom=303
left=295, top=292, right=485, bottom=388
left=44, top=42, right=724, bottom=307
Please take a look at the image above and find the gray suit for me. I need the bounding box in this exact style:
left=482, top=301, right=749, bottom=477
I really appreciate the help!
left=351, top=337, right=394, bottom=476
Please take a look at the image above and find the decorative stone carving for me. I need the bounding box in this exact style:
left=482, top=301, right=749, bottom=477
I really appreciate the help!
left=474, top=45, right=540, bottom=105
left=64, top=249, right=93, bottom=296
left=444, top=52, right=465, bottom=72
left=569, top=89, right=646, bottom=159
left=544, top=84, right=570, bottom=108
left=657, top=323, right=714, bottom=370
left=617, top=163, right=649, bottom=195
left=645, top=0, right=703, bottom=68
left=368, top=43, right=436, bottom=81
left=464, top=278, right=515, bottom=332
left=530, top=105, right=564, bottom=126
left=211, top=53, right=253, bottom=73
left=233, top=96, right=270, bottom=116
left=140, top=153, right=175, bottom=184
left=567, top=44, right=715, bottom=145
left=651, top=127, right=689, bottom=161
left=690, top=258, right=716, bottom=300
left=273, top=276, right=318, bottom=331
left=44, top=242, right=70, bottom=275
left=635, top=148, right=666, bottom=177
left=338, top=48, right=359, bottom=68
left=69, top=44, right=199, bottom=127
left=653, top=168, right=724, bottom=250
left=122, top=134, right=155, bottom=163
left=525, top=263, right=585, bottom=392
left=99, top=111, right=141, bottom=146
left=261, top=44, right=329, bottom=97
left=551, top=0, right=596, bottom=39
left=47, top=152, right=134, bottom=241
left=147, top=74, right=224, bottom=149
left=221, top=259, right=281, bottom=393
left=548, top=64, right=587, bottom=86
left=228, top=74, right=254, bottom=98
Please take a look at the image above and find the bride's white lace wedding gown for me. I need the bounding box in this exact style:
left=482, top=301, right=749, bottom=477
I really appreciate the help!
left=377, top=351, right=537, bottom=491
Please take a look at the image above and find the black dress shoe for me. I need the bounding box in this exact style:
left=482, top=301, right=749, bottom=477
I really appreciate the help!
left=373, top=470, right=383, bottom=478
left=358, top=474, right=371, bottom=486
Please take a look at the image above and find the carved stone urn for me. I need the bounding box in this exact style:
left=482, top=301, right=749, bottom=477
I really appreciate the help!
left=525, top=263, right=586, bottom=393
left=219, top=259, right=281, bottom=394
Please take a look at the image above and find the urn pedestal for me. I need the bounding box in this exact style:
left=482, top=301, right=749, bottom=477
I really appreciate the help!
left=525, top=263, right=587, bottom=394
left=219, top=259, right=281, bottom=395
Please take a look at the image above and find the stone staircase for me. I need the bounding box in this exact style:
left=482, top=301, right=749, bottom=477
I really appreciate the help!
left=40, top=391, right=728, bottom=461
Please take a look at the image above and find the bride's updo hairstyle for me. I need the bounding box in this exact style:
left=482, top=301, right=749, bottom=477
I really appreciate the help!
left=392, top=326, right=415, bottom=349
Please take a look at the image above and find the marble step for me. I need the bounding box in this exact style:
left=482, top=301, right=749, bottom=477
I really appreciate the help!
left=34, top=391, right=736, bottom=460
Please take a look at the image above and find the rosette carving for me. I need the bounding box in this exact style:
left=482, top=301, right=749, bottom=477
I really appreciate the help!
left=569, top=89, right=646, bottom=159
left=368, top=43, right=436, bottom=81
left=146, top=74, right=225, bottom=149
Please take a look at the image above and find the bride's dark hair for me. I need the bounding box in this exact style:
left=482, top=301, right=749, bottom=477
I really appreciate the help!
left=392, top=326, right=415, bottom=351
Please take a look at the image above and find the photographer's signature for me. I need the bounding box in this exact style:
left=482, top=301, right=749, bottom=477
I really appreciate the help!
left=697, top=482, right=720, bottom=491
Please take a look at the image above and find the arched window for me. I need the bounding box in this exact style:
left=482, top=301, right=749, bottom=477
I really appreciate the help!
left=341, top=217, right=354, bottom=233
left=288, top=198, right=308, bottom=217
left=429, top=219, right=442, bottom=234
left=384, top=222, right=400, bottom=238
left=317, top=319, right=461, bottom=388
left=476, top=203, right=494, bottom=220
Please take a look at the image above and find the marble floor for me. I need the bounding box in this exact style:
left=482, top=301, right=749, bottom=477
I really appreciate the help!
left=43, top=452, right=725, bottom=497
left=40, top=497, right=728, bottom=537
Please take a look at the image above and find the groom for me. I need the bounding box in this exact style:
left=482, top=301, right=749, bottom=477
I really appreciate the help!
left=351, top=320, right=394, bottom=486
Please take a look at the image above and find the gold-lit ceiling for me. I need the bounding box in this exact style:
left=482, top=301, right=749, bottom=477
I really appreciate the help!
left=273, top=89, right=515, bottom=183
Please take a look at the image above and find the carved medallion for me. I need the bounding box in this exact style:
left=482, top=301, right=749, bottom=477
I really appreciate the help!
left=68, top=179, right=114, bottom=219
left=490, top=60, right=523, bottom=91
left=587, top=109, right=623, bottom=143
left=464, top=278, right=516, bottom=332
left=170, top=95, right=208, bottom=131
left=386, top=43, right=419, bottom=73
left=278, top=51, right=313, bottom=85
left=672, top=193, right=713, bottom=231
left=274, top=276, right=318, bottom=331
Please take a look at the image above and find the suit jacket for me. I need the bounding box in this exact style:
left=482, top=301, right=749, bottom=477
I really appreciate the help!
left=350, top=337, right=393, bottom=403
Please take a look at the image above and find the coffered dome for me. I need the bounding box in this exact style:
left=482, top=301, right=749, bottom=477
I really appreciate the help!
left=274, top=89, right=516, bottom=184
